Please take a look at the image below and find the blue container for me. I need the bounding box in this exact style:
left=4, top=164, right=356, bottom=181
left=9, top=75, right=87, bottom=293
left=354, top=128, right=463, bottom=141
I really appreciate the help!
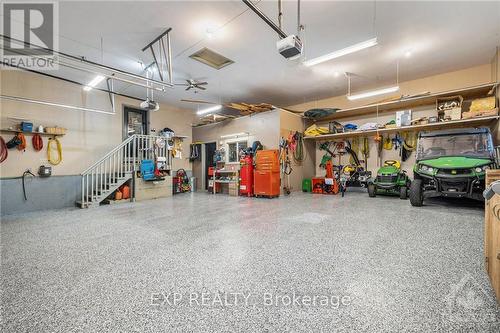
left=21, top=122, right=33, bottom=132
left=140, top=160, right=155, bottom=181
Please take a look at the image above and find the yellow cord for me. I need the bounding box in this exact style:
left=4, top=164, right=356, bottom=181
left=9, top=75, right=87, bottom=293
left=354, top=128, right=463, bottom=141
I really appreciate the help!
left=47, top=137, right=62, bottom=165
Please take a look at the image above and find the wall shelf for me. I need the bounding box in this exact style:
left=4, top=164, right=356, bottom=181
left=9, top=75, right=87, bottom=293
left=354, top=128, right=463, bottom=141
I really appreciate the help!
left=312, top=82, right=498, bottom=122
left=0, top=129, right=65, bottom=137
left=304, top=115, right=500, bottom=141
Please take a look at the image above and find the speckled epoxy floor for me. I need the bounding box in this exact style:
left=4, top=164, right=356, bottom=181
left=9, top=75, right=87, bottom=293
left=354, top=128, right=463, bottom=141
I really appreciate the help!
left=1, top=192, right=499, bottom=332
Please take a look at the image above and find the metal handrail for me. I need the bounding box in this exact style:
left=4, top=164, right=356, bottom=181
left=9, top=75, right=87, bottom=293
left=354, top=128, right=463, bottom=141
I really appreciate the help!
left=80, top=134, right=172, bottom=207
left=81, top=135, right=135, bottom=175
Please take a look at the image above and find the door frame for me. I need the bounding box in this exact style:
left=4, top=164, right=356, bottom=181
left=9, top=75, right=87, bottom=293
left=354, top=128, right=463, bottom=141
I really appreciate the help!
left=123, top=105, right=150, bottom=140
left=202, top=141, right=217, bottom=190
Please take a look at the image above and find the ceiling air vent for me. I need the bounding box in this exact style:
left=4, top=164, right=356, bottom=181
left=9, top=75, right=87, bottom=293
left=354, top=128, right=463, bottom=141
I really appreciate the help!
left=189, top=47, right=234, bottom=70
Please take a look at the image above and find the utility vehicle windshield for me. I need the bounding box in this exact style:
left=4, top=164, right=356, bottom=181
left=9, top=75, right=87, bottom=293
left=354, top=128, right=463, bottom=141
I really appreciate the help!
left=416, top=132, right=493, bottom=160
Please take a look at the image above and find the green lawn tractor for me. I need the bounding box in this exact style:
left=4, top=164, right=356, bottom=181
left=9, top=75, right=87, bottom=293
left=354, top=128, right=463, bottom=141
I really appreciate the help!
left=367, top=160, right=410, bottom=199
left=409, top=127, right=496, bottom=206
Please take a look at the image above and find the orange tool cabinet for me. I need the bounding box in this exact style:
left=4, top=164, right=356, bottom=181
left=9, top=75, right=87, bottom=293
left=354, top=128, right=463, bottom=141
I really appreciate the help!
left=254, top=150, right=280, bottom=198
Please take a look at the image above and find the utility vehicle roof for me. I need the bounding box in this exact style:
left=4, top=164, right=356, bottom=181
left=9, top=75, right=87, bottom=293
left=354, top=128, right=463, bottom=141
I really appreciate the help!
left=419, top=127, right=491, bottom=138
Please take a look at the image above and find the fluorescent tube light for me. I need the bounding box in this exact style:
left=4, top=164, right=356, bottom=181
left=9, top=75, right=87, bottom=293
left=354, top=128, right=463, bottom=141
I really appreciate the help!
left=197, top=104, right=222, bottom=115
left=83, top=75, right=105, bottom=91
left=220, top=132, right=248, bottom=139
left=347, top=85, right=399, bottom=101
left=303, top=38, right=378, bottom=67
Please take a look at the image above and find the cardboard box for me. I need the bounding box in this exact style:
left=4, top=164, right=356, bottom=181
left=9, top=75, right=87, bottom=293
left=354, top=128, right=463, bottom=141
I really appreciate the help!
left=444, top=108, right=462, bottom=121
left=462, top=108, right=499, bottom=119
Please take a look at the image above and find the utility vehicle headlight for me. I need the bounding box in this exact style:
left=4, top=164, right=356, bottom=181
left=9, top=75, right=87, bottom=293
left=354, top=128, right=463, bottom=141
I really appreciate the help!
left=475, top=167, right=483, bottom=173
left=483, top=165, right=491, bottom=171
left=427, top=167, right=434, bottom=173
left=421, top=165, right=428, bottom=171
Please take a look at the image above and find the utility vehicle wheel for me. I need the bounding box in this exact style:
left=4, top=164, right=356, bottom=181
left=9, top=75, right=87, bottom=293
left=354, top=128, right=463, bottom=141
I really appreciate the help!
left=409, top=179, right=423, bottom=206
left=368, top=184, right=376, bottom=197
left=399, top=186, right=407, bottom=200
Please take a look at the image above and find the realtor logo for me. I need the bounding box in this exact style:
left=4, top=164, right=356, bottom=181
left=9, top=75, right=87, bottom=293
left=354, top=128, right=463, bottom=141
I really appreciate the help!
left=1, top=1, right=58, bottom=69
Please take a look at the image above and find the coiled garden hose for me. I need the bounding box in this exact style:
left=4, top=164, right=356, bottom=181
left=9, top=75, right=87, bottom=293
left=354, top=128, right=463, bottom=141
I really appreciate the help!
left=47, top=137, right=62, bottom=165
left=17, top=133, right=26, bottom=151
left=293, top=132, right=304, bottom=162
left=0, top=136, right=8, bottom=163
left=32, top=134, right=43, bottom=151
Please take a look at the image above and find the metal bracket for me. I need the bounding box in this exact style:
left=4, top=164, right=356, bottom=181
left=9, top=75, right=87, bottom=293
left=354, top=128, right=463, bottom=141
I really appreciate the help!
left=142, top=28, right=173, bottom=85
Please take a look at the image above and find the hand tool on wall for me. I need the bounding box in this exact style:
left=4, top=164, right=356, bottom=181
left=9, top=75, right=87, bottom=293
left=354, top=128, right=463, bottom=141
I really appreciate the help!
left=22, top=169, right=35, bottom=201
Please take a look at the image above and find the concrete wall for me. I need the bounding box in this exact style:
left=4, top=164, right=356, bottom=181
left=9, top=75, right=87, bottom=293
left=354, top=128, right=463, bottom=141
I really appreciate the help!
left=0, top=69, right=194, bottom=214
left=287, top=64, right=497, bottom=177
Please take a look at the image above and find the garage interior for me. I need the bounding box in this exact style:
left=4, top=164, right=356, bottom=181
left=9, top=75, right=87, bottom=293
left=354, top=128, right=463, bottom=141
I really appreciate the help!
left=1, top=1, right=500, bottom=332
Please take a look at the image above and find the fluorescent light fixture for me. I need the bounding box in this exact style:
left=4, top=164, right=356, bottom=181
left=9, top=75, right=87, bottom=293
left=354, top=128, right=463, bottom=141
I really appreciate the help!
left=303, top=38, right=378, bottom=67
left=197, top=104, right=222, bottom=115
left=83, top=75, right=105, bottom=91
left=347, top=86, right=399, bottom=101
left=220, top=132, right=248, bottom=139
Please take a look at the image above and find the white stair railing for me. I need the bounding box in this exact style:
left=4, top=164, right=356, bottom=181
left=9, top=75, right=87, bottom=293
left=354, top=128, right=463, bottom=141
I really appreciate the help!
left=80, top=134, right=171, bottom=207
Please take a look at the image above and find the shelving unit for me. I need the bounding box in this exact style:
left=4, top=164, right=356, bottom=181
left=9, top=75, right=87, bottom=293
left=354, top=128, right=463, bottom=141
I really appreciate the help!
left=304, top=116, right=499, bottom=141
left=0, top=129, right=66, bottom=137
left=311, top=82, right=498, bottom=122
left=212, top=169, right=239, bottom=195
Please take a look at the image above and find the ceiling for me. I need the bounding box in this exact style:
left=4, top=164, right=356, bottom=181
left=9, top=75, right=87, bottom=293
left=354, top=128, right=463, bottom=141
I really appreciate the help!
left=6, top=1, right=500, bottom=114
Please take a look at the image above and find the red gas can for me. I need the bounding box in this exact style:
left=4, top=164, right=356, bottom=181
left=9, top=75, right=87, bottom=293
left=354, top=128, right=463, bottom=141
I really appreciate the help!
left=239, top=155, right=254, bottom=197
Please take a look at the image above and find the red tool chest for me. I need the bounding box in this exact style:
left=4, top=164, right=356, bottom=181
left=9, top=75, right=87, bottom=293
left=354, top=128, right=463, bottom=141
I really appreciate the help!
left=254, top=150, right=280, bottom=198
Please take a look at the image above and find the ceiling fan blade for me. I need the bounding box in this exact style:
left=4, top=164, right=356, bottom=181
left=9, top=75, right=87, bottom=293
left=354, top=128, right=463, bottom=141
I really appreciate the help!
left=197, top=82, right=208, bottom=85
left=185, top=86, right=191, bottom=91
left=197, top=86, right=207, bottom=90
left=180, top=99, right=218, bottom=105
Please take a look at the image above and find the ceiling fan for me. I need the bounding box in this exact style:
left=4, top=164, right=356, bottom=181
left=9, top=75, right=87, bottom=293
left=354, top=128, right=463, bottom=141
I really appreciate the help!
left=175, top=79, right=208, bottom=91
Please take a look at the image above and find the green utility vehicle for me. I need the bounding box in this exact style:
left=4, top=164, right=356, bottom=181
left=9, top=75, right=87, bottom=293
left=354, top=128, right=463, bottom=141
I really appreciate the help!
left=409, top=127, right=496, bottom=206
left=368, top=160, right=411, bottom=199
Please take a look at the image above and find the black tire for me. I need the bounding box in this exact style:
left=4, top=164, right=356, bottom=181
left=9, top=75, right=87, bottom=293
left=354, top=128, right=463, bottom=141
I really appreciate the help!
left=368, top=184, right=376, bottom=197
left=409, top=179, right=423, bottom=206
left=399, top=186, right=407, bottom=200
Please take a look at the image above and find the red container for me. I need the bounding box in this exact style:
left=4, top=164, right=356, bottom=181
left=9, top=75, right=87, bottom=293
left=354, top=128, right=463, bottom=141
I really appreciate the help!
left=254, top=150, right=280, bottom=198
left=254, top=170, right=280, bottom=197
left=254, top=150, right=280, bottom=172
left=239, top=155, right=254, bottom=197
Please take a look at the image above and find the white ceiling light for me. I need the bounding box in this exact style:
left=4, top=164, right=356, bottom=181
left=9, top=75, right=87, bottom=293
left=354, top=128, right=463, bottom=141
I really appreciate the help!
left=303, top=38, right=378, bottom=67
left=404, top=50, right=412, bottom=58
left=197, top=104, right=222, bottom=115
left=347, top=86, right=400, bottom=101
left=83, top=75, right=105, bottom=91
left=220, top=132, right=249, bottom=139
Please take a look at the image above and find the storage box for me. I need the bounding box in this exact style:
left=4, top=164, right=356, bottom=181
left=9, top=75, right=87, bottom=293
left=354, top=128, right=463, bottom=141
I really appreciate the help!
left=444, top=108, right=462, bottom=121
left=396, top=110, right=412, bottom=127
left=470, top=96, right=496, bottom=112
left=437, top=95, right=463, bottom=121
left=462, top=108, right=499, bottom=119
left=45, top=126, right=67, bottom=135
left=21, top=122, right=33, bottom=132
left=485, top=170, right=500, bottom=302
